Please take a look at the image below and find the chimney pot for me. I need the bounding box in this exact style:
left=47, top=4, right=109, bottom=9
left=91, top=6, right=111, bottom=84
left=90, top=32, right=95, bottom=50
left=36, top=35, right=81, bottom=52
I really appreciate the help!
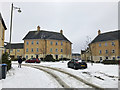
left=98, top=30, right=101, bottom=35
left=37, top=26, right=40, bottom=31
left=60, top=29, right=63, bottom=34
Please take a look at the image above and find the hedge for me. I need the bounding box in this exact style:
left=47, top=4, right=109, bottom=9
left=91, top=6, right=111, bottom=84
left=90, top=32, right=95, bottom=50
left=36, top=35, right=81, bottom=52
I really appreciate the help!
left=101, top=60, right=120, bottom=65
left=44, top=55, right=55, bottom=62
left=2, top=52, right=11, bottom=71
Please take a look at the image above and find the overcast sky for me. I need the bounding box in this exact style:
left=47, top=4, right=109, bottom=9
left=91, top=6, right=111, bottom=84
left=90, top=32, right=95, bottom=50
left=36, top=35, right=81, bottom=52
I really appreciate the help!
left=0, top=1, right=118, bottom=53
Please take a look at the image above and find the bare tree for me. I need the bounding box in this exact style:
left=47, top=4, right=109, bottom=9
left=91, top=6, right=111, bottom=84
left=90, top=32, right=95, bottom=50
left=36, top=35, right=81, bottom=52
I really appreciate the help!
left=84, top=36, right=94, bottom=65
left=85, top=36, right=91, bottom=49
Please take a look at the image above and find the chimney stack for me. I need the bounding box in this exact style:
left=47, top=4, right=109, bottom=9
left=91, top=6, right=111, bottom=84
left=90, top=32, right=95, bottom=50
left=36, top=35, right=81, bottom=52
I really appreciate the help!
left=60, top=29, right=63, bottom=34
left=98, top=30, right=101, bottom=35
left=37, top=26, right=40, bottom=31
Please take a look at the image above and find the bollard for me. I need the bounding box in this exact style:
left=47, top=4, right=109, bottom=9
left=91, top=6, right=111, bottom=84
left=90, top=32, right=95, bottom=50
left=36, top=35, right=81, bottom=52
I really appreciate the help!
left=2, top=64, right=7, bottom=79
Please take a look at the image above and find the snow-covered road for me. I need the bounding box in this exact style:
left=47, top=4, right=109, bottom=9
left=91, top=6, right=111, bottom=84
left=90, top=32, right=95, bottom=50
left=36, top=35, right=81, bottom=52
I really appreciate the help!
left=20, top=61, right=118, bottom=88
left=0, top=61, right=118, bottom=89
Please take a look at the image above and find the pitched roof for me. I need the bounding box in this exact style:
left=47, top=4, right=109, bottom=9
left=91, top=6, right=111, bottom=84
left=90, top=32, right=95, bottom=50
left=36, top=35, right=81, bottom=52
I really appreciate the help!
left=0, top=13, right=7, bottom=30
left=5, top=43, right=24, bottom=49
left=81, top=50, right=86, bottom=54
left=23, top=30, right=71, bottom=43
left=91, top=30, right=120, bottom=43
left=72, top=53, right=80, bottom=56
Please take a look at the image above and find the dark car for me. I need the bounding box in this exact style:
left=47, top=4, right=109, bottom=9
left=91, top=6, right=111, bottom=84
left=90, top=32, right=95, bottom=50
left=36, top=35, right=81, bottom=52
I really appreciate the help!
left=67, top=59, right=87, bottom=69
left=25, top=58, right=40, bottom=63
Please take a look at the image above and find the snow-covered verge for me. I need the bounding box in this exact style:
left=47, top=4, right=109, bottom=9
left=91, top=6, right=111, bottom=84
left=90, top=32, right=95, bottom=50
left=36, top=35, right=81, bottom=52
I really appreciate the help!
left=0, top=64, right=62, bottom=89
left=15, top=61, right=118, bottom=88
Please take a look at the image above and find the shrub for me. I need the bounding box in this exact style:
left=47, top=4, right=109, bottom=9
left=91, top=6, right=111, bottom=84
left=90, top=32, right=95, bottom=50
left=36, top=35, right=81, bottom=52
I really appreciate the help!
left=22, top=57, right=26, bottom=61
left=11, top=58, right=18, bottom=61
left=87, top=60, right=91, bottom=62
left=2, top=52, right=11, bottom=71
left=95, top=61, right=100, bottom=63
left=59, top=57, right=70, bottom=61
left=101, top=60, right=119, bottom=65
left=44, top=55, right=55, bottom=62
left=40, top=57, right=44, bottom=61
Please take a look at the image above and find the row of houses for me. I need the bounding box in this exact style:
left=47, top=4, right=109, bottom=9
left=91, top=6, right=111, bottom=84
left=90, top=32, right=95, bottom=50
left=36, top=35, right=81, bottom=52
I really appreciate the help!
left=81, top=30, right=120, bottom=62
left=5, top=26, right=72, bottom=60
left=1, top=12, right=120, bottom=62
left=0, top=13, right=7, bottom=63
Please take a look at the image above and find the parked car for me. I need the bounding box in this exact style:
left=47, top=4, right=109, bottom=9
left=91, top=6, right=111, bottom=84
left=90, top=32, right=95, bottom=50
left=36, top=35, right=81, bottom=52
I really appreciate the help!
left=67, top=59, right=87, bottom=69
left=25, top=58, right=40, bottom=63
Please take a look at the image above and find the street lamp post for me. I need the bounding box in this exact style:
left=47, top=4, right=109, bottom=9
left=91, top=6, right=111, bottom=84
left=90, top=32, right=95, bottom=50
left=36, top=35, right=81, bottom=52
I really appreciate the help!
left=9, top=3, right=21, bottom=56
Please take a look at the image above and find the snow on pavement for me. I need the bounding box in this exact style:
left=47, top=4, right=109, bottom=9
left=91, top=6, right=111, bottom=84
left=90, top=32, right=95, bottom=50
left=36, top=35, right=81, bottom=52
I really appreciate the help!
left=1, top=64, right=62, bottom=88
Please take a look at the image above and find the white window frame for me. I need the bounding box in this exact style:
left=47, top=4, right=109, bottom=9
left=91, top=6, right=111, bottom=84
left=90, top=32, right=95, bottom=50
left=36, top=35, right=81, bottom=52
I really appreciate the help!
left=26, top=41, right=29, bottom=45
left=56, top=42, right=58, bottom=45
left=50, top=48, right=52, bottom=52
left=36, top=48, right=39, bottom=52
left=56, top=49, right=58, bottom=52
left=36, top=41, right=39, bottom=45
left=26, top=48, right=28, bottom=52
left=31, top=41, right=34, bottom=45
left=105, top=42, right=107, bottom=46
left=50, top=41, right=53, bottom=45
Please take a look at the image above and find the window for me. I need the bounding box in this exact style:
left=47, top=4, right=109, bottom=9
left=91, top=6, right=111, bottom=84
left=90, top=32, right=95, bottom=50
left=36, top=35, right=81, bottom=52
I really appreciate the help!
left=31, top=55, right=33, bottom=58
left=50, top=41, right=53, bottom=45
left=31, top=48, right=33, bottom=52
left=26, top=55, right=28, bottom=59
left=99, top=43, right=101, bottom=47
left=112, top=50, right=115, bottom=53
left=100, top=57, right=102, bottom=60
left=50, top=48, right=52, bottom=52
left=56, top=42, right=58, bottom=45
left=17, top=56, right=19, bottom=58
left=26, top=48, right=28, bottom=52
left=113, top=57, right=115, bottom=60
left=61, top=42, right=63, bottom=46
left=31, top=41, right=34, bottom=45
left=17, top=49, right=20, bottom=52
left=61, top=49, right=63, bottom=52
left=56, top=49, right=58, bottom=52
left=105, top=50, right=108, bottom=54
left=99, top=50, right=102, bottom=54
left=10, top=49, right=13, bottom=52
left=106, top=57, right=108, bottom=60
left=36, top=48, right=39, bottom=52
left=36, top=41, right=39, bottom=45
left=105, top=42, right=107, bottom=46
left=26, top=42, right=29, bottom=45
left=112, top=42, right=115, bottom=46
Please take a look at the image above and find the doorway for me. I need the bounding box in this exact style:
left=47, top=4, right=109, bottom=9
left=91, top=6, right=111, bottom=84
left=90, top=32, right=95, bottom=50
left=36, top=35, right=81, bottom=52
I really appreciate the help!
left=55, top=55, right=58, bottom=60
left=36, top=55, right=38, bottom=59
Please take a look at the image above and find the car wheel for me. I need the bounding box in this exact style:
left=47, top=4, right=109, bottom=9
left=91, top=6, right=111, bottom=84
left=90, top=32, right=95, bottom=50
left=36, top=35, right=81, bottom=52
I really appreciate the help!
left=68, top=65, right=70, bottom=68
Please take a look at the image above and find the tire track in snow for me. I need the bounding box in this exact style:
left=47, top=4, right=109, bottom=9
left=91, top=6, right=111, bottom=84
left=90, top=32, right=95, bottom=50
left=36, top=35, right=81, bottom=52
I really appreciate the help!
left=21, top=64, right=103, bottom=89
left=21, top=64, right=70, bottom=88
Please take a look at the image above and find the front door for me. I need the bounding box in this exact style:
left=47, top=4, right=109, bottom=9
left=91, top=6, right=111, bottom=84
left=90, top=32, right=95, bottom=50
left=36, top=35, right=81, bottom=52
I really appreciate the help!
left=36, top=55, right=38, bottom=59
left=55, top=55, right=58, bottom=60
